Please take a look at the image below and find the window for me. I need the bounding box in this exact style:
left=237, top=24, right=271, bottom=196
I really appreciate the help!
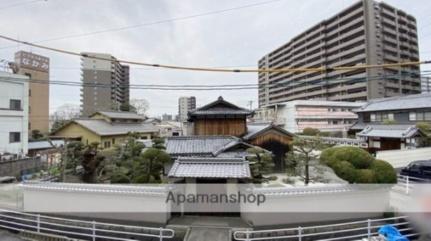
left=409, top=112, right=416, bottom=121
left=387, top=113, right=394, bottom=121
left=9, top=132, right=21, bottom=143
left=104, top=141, right=111, bottom=149
left=9, top=99, right=21, bottom=110
left=370, top=114, right=376, bottom=122
left=112, top=138, right=115, bottom=145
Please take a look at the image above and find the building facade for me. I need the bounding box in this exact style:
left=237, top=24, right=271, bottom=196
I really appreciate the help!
left=258, top=0, right=420, bottom=107
left=81, top=53, right=130, bottom=117
left=52, top=111, right=158, bottom=149
left=254, top=100, right=364, bottom=134
left=178, top=96, right=196, bottom=122
left=351, top=93, right=430, bottom=151
left=14, top=51, right=50, bottom=134
left=422, top=76, right=431, bottom=93
left=0, top=72, right=29, bottom=154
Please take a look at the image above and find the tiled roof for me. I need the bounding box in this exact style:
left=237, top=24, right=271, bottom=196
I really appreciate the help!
left=92, top=111, right=145, bottom=120
left=168, top=157, right=251, bottom=178
left=73, top=119, right=158, bottom=136
left=165, top=136, right=247, bottom=156
left=357, top=124, right=422, bottom=138
left=189, top=96, right=253, bottom=118
left=243, top=124, right=295, bottom=140
left=28, top=140, right=64, bottom=150
left=355, top=93, right=431, bottom=112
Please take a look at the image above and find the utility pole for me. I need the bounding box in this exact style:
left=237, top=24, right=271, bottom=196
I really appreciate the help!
left=248, top=100, right=253, bottom=110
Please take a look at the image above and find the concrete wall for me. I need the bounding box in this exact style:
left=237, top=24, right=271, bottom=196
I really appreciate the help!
left=241, top=187, right=390, bottom=227
left=22, top=183, right=171, bottom=224
left=0, top=73, right=29, bottom=154
left=0, top=157, right=43, bottom=178
left=376, top=147, right=431, bottom=168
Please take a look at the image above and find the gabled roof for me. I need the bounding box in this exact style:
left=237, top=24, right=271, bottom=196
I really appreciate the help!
left=165, top=136, right=254, bottom=157
left=168, top=157, right=251, bottom=178
left=28, top=140, right=64, bottom=150
left=91, top=111, right=145, bottom=120
left=357, top=124, right=424, bottom=138
left=54, top=119, right=158, bottom=136
left=243, top=124, right=295, bottom=140
left=354, top=93, right=431, bottom=112
left=188, top=96, right=253, bottom=119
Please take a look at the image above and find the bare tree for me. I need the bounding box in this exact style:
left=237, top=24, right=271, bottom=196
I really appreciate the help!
left=50, top=104, right=80, bottom=132
left=130, top=98, right=150, bottom=116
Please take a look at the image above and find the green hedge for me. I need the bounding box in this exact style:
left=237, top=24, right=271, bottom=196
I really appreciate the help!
left=320, top=146, right=396, bottom=184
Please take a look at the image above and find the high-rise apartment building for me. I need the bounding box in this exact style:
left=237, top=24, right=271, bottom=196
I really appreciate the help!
left=178, top=96, right=196, bottom=122
left=258, top=0, right=420, bottom=107
left=422, top=76, right=431, bottom=93
left=14, top=51, right=50, bottom=134
left=81, top=53, right=130, bottom=117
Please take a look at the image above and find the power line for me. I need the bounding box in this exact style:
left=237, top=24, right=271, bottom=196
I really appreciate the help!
left=0, top=0, right=283, bottom=50
left=0, top=71, right=428, bottom=91
left=0, top=34, right=430, bottom=73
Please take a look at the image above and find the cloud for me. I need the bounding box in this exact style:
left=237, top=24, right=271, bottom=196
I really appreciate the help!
left=0, top=0, right=430, bottom=116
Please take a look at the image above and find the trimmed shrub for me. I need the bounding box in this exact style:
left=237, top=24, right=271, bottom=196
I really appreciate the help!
left=356, top=169, right=376, bottom=183
left=333, top=161, right=358, bottom=183
left=302, top=127, right=320, bottom=136
left=110, top=173, right=130, bottom=184
left=371, top=159, right=397, bottom=184
left=320, top=146, right=396, bottom=184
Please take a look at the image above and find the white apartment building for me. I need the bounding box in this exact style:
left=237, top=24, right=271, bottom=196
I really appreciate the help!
left=178, top=96, right=196, bottom=122
left=0, top=72, right=29, bottom=154
left=254, top=100, right=364, bottom=133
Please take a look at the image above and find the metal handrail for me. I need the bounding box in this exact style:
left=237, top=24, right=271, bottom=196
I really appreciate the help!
left=0, top=208, right=175, bottom=240
left=233, top=216, right=414, bottom=241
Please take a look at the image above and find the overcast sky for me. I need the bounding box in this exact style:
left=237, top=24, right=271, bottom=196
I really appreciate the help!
left=0, top=0, right=430, bottom=117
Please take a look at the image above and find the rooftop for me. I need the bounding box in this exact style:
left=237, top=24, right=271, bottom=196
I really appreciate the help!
left=165, top=136, right=252, bottom=157
left=188, top=96, right=253, bottom=119
left=266, top=100, right=365, bottom=108
left=168, top=157, right=251, bottom=179
left=355, top=93, right=431, bottom=112
left=68, top=119, right=158, bottom=136
left=243, top=123, right=295, bottom=140
left=91, top=111, right=145, bottom=120
left=357, top=124, right=422, bottom=138
left=28, top=140, right=64, bottom=150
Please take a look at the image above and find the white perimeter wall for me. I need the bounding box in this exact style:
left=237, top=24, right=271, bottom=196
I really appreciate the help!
left=376, top=147, right=431, bottom=168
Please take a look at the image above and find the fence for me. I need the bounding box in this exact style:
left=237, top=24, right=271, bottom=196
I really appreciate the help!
left=0, top=208, right=175, bottom=241
left=0, top=156, right=44, bottom=178
left=233, top=216, right=418, bottom=241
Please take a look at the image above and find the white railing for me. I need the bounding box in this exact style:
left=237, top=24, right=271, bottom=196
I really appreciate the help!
left=396, top=175, right=430, bottom=195
left=233, top=216, right=418, bottom=241
left=0, top=208, right=175, bottom=241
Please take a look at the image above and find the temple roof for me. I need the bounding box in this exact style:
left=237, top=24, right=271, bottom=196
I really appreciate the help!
left=188, top=96, right=253, bottom=120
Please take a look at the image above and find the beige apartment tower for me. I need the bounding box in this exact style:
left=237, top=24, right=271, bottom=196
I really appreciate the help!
left=80, top=53, right=130, bottom=117
left=258, top=0, right=420, bottom=107
left=14, top=51, right=50, bottom=134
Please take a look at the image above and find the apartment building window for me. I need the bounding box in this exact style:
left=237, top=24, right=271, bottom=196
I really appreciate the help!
left=9, top=99, right=22, bottom=110
left=9, top=132, right=21, bottom=143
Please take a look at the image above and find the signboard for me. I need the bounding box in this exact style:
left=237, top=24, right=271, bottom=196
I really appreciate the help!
left=14, top=51, right=49, bottom=72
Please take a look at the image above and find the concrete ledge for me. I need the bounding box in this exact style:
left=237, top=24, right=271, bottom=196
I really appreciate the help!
left=20, top=230, right=84, bottom=241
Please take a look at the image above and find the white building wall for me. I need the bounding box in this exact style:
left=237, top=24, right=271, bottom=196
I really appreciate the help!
left=0, top=72, right=29, bottom=154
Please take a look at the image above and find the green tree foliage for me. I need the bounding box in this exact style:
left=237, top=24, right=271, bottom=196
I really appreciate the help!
left=285, top=137, right=326, bottom=185
left=50, top=120, right=68, bottom=133
left=247, top=147, right=274, bottom=183
left=119, top=103, right=137, bottom=113
left=152, top=137, right=166, bottom=150
left=302, top=127, right=320, bottom=136
left=30, top=129, right=45, bottom=141
left=416, top=122, right=431, bottom=147
left=320, top=146, right=396, bottom=184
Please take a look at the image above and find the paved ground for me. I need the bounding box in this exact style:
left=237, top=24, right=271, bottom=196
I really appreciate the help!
left=0, top=230, right=25, bottom=241
left=169, top=215, right=250, bottom=228
left=186, top=227, right=230, bottom=241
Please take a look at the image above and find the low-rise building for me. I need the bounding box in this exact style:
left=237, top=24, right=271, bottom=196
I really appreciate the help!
left=351, top=93, right=431, bottom=151
left=254, top=100, right=364, bottom=134
left=52, top=111, right=159, bottom=149
left=0, top=71, right=29, bottom=154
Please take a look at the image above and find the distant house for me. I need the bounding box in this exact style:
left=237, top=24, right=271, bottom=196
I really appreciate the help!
left=351, top=93, right=430, bottom=152
left=51, top=111, right=159, bottom=149
left=188, top=96, right=253, bottom=136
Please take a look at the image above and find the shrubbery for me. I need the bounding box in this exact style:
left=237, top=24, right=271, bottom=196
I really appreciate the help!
left=320, top=146, right=396, bottom=184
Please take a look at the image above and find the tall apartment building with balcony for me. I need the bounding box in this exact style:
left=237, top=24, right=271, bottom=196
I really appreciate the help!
left=178, top=96, right=196, bottom=122
left=81, top=53, right=130, bottom=117
left=258, top=0, right=420, bottom=107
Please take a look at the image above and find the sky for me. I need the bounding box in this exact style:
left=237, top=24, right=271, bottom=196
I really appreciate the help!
left=0, top=0, right=430, bottom=117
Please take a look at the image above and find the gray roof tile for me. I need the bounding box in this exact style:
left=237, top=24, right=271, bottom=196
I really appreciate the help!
left=165, top=136, right=241, bottom=156
left=355, top=93, right=431, bottom=112
left=93, top=111, right=145, bottom=120
left=189, top=96, right=253, bottom=118
left=357, top=124, right=421, bottom=138
left=168, top=157, right=251, bottom=178
left=73, top=119, right=158, bottom=136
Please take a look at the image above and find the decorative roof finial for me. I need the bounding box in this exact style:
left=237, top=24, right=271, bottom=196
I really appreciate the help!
left=218, top=96, right=223, bottom=101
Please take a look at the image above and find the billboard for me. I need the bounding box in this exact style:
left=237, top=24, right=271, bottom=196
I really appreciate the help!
left=14, top=51, right=49, bottom=72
